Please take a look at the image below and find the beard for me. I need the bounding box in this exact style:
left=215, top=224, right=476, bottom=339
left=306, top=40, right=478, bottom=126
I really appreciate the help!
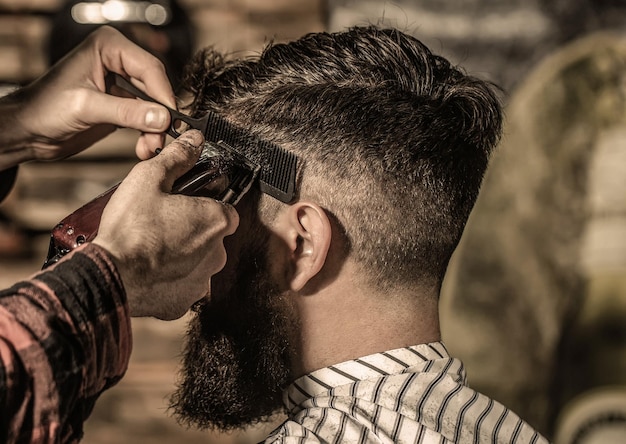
left=169, top=234, right=295, bottom=431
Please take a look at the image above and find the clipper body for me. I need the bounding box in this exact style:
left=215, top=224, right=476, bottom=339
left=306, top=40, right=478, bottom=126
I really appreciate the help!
left=43, top=141, right=259, bottom=268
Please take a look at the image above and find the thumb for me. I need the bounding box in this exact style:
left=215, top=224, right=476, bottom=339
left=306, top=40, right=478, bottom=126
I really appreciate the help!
left=148, top=130, right=205, bottom=191
left=85, top=90, right=172, bottom=132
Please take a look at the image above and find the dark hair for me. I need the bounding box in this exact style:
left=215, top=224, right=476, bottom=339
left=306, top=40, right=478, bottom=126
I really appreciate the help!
left=182, top=26, right=503, bottom=290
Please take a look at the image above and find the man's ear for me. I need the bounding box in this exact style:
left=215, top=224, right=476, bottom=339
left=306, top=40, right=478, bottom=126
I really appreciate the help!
left=282, top=201, right=332, bottom=292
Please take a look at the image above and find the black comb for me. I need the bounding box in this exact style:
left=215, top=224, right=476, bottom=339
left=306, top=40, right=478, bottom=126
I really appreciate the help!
left=106, top=72, right=298, bottom=203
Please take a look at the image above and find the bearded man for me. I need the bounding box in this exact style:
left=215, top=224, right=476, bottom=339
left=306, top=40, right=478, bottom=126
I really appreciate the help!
left=170, top=26, right=547, bottom=444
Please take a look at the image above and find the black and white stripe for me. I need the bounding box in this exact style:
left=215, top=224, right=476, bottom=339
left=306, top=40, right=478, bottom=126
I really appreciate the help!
left=269, top=342, right=547, bottom=443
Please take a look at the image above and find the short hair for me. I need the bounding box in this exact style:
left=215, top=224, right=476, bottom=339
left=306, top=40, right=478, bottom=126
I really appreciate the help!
left=182, top=26, right=503, bottom=290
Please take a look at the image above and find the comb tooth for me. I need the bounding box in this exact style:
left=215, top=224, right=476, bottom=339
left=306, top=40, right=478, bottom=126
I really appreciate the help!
left=202, top=110, right=298, bottom=203
left=206, top=113, right=233, bottom=142
left=259, top=144, right=297, bottom=202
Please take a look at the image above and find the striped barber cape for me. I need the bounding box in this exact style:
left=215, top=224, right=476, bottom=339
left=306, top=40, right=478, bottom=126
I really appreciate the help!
left=265, top=342, right=548, bottom=443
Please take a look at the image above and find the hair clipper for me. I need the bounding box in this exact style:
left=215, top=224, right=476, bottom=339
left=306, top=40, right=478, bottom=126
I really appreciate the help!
left=42, top=141, right=259, bottom=269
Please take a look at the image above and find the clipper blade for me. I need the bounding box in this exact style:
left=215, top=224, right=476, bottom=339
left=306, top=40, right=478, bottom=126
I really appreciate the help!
left=172, top=141, right=260, bottom=205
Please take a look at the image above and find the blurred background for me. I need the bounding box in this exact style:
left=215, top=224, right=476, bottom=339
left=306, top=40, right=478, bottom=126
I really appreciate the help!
left=0, top=0, right=625, bottom=442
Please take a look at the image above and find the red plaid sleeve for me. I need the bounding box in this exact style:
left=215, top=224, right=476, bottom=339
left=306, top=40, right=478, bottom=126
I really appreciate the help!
left=0, top=243, right=132, bottom=443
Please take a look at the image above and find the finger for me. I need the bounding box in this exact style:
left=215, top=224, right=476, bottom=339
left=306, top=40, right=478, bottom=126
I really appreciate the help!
left=199, top=243, right=228, bottom=278
left=135, top=133, right=166, bottom=160
left=191, top=199, right=240, bottom=237
left=220, top=203, right=240, bottom=236
left=127, top=71, right=176, bottom=111
left=148, top=130, right=205, bottom=191
left=81, top=92, right=171, bottom=133
left=96, top=27, right=176, bottom=108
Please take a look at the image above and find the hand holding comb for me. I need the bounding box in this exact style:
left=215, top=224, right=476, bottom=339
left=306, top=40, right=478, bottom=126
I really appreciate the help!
left=42, top=73, right=298, bottom=268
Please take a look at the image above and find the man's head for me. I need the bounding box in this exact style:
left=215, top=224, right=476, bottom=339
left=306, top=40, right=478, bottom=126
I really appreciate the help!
left=170, top=26, right=502, bottom=431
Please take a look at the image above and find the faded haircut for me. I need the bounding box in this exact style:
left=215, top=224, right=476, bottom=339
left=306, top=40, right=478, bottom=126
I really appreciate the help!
left=181, top=26, right=503, bottom=290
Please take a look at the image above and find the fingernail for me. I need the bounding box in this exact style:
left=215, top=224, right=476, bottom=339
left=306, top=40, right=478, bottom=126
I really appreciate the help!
left=145, top=108, right=168, bottom=129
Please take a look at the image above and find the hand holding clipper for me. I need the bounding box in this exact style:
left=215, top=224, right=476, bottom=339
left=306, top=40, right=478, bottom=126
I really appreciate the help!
left=43, top=137, right=258, bottom=268
left=92, top=130, right=239, bottom=320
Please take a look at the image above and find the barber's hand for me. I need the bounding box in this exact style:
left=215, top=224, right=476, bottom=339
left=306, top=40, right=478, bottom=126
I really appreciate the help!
left=93, top=130, right=239, bottom=320
left=0, top=26, right=174, bottom=169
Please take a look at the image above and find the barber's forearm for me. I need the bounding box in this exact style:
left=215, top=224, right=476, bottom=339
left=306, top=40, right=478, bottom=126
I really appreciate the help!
left=29, top=242, right=133, bottom=396
left=0, top=243, right=132, bottom=442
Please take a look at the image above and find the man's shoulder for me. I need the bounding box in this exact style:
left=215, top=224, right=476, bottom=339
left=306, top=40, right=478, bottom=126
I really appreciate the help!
left=263, top=421, right=323, bottom=444
left=273, top=345, right=547, bottom=443
left=267, top=370, right=548, bottom=443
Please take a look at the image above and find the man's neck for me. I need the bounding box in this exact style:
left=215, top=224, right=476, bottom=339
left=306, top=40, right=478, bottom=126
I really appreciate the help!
left=289, top=264, right=441, bottom=378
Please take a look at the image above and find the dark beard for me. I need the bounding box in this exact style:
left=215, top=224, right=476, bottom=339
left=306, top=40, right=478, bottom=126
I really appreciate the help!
left=169, top=241, right=294, bottom=431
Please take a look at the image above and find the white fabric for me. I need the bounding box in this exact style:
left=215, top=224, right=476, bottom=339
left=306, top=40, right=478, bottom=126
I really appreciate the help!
left=265, top=342, right=548, bottom=443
